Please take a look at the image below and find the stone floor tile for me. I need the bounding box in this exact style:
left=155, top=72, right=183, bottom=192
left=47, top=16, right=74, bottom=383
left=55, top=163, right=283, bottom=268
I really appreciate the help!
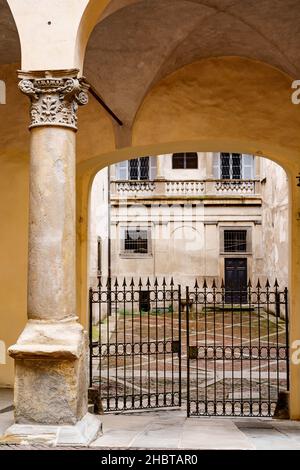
left=180, top=418, right=255, bottom=449
left=91, top=415, right=154, bottom=448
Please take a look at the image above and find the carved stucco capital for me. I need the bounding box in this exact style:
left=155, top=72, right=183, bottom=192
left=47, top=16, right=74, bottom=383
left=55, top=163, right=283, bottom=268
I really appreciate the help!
left=18, top=69, right=89, bottom=131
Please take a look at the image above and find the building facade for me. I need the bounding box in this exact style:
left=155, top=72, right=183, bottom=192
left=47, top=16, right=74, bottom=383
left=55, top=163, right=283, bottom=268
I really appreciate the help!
left=90, top=152, right=288, bottom=294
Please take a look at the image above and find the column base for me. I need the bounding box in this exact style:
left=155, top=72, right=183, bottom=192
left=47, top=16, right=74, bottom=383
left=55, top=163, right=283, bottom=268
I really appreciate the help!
left=2, top=413, right=102, bottom=447
left=8, top=320, right=88, bottom=425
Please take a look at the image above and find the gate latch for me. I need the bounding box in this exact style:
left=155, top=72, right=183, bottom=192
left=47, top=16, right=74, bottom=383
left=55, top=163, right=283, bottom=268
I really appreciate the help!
left=171, top=340, right=180, bottom=354
left=188, top=346, right=198, bottom=360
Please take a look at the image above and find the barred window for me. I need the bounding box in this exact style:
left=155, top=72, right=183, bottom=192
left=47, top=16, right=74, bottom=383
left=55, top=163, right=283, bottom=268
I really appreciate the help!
left=224, top=230, right=247, bottom=252
left=220, top=153, right=241, bottom=179
left=116, top=157, right=157, bottom=180
left=172, top=152, right=198, bottom=169
left=129, top=157, right=149, bottom=180
left=124, top=229, right=148, bottom=254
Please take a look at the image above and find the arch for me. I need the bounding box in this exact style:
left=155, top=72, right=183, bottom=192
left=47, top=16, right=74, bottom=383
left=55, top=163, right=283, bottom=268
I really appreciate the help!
left=76, top=55, right=300, bottom=418
left=75, top=0, right=111, bottom=73
left=6, top=0, right=109, bottom=72
left=171, top=225, right=201, bottom=238
left=83, top=0, right=300, bottom=127
left=76, top=140, right=294, bottom=329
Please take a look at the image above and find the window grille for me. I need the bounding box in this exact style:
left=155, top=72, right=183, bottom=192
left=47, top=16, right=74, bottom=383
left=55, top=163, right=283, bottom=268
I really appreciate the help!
left=117, top=157, right=156, bottom=180
left=172, top=152, right=198, bottom=169
left=224, top=230, right=247, bottom=252
left=124, top=229, right=148, bottom=253
left=129, top=156, right=149, bottom=180
left=220, top=153, right=241, bottom=179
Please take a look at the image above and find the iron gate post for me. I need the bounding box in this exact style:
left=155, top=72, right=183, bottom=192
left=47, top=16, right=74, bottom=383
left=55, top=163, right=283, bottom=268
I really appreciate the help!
left=89, top=287, right=93, bottom=388
left=186, top=285, right=190, bottom=417
left=178, top=284, right=182, bottom=408
left=284, top=287, right=290, bottom=392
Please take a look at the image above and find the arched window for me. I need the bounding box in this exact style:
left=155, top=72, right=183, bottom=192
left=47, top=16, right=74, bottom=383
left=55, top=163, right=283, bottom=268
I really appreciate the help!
left=172, top=152, right=198, bottom=169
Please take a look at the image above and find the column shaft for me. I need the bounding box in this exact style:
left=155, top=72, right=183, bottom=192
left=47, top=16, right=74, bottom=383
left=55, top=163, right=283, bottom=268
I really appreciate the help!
left=28, top=127, right=76, bottom=320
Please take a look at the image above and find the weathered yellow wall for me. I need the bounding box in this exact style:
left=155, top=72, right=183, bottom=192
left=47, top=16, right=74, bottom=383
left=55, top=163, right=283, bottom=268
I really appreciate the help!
left=77, top=94, right=116, bottom=164
left=0, top=63, right=29, bottom=387
left=132, top=57, right=300, bottom=168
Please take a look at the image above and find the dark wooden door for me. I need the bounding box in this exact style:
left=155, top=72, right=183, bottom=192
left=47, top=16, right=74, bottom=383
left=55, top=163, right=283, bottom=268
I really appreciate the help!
left=225, top=258, right=247, bottom=303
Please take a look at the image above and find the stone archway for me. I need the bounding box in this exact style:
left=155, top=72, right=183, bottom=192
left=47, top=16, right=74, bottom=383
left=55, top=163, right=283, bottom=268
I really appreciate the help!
left=77, top=56, right=300, bottom=419
left=1, top=0, right=300, bottom=445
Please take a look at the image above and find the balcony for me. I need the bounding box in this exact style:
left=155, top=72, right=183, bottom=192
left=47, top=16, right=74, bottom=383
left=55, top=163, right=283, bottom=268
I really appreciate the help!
left=110, top=179, right=261, bottom=200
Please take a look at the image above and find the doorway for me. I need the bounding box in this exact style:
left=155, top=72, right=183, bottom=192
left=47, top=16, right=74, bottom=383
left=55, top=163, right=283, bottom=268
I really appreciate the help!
left=225, top=258, right=247, bottom=303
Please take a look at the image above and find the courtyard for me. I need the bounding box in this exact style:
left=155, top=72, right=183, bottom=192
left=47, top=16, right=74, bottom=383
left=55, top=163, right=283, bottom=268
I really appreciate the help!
left=90, top=282, right=288, bottom=417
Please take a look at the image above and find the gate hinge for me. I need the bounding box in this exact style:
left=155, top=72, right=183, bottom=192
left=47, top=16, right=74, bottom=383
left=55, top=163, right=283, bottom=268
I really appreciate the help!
left=88, top=386, right=103, bottom=414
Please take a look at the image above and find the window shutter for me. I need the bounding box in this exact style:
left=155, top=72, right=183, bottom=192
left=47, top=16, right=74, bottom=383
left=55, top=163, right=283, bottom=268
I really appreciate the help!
left=116, top=160, right=128, bottom=180
left=150, top=156, right=157, bottom=180
left=212, top=153, right=220, bottom=178
left=242, top=154, right=254, bottom=179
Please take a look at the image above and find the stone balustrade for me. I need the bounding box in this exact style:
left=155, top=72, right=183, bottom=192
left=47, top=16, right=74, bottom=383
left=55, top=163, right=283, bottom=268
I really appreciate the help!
left=111, top=179, right=259, bottom=198
left=166, top=180, right=205, bottom=195
left=115, top=180, right=156, bottom=195
left=214, top=180, right=256, bottom=194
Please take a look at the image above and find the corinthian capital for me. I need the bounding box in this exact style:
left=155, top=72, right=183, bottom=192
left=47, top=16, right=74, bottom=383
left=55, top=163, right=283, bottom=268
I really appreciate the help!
left=18, top=69, right=89, bottom=131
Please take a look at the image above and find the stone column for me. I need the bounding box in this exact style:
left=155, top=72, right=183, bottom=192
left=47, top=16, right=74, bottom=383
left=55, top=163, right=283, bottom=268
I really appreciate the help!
left=5, top=70, right=102, bottom=445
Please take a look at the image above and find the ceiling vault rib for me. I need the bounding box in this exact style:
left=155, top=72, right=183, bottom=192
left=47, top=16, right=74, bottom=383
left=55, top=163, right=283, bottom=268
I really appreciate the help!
left=87, top=81, right=123, bottom=126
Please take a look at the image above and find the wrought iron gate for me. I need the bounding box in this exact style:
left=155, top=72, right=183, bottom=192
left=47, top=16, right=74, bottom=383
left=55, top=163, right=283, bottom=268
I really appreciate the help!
left=186, top=280, right=289, bottom=417
left=89, top=278, right=289, bottom=417
left=89, top=278, right=182, bottom=412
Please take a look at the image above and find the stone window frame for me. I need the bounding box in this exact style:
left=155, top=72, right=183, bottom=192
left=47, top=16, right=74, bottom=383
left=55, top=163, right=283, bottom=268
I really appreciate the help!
left=212, top=153, right=255, bottom=180
left=172, top=152, right=198, bottom=169
left=119, top=225, right=153, bottom=258
left=219, top=226, right=252, bottom=255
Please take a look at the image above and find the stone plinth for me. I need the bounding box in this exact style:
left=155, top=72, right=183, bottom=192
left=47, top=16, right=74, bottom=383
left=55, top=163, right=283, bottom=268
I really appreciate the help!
left=5, top=319, right=102, bottom=445
left=8, top=320, right=88, bottom=425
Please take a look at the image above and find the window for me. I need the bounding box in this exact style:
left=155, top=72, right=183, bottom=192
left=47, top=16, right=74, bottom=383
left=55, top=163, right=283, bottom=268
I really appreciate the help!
left=172, top=153, right=198, bottom=169
left=123, top=228, right=149, bottom=254
left=129, top=157, right=149, bottom=180
left=220, top=153, right=241, bottom=179
left=224, top=230, right=247, bottom=252
left=212, top=153, right=254, bottom=179
left=116, top=157, right=156, bottom=180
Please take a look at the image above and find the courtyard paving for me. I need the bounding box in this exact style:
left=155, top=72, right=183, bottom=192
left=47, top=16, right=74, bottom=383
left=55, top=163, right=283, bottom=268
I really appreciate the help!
left=92, top=306, right=287, bottom=416
left=1, top=389, right=300, bottom=450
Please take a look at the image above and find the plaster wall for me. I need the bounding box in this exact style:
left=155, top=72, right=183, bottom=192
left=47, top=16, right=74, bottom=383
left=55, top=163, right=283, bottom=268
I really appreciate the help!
left=0, top=64, right=29, bottom=387
left=260, top=159, right=289, bottom=290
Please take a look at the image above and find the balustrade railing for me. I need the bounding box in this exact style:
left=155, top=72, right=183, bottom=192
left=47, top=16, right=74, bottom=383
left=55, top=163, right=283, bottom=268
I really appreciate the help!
left=111, top=179, right=259, bottom=198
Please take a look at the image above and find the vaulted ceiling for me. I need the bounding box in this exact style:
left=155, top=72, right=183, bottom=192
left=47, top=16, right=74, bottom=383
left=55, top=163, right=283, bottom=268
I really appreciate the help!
left=1, top=0, right=300, bottom=126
